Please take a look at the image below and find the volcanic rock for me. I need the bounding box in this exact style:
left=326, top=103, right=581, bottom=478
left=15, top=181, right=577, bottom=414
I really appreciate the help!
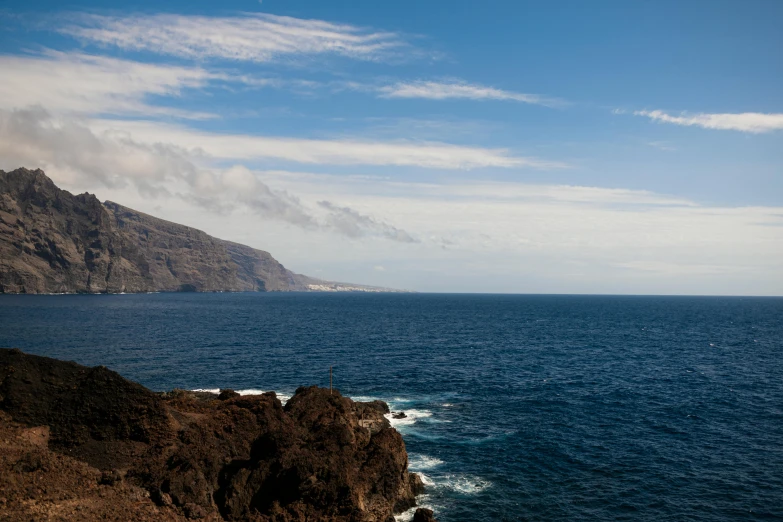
left=0, top=168, right=349, bottom=294
left=0, top=348, right=428, bottom=521
left=413, top=507, right=438, bottom=522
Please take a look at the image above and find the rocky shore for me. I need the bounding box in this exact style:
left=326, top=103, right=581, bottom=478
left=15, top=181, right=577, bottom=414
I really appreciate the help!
left=0, top=348, right=435, bottom=521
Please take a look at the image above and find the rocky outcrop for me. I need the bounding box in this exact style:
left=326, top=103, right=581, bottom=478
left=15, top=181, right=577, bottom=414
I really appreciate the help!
left=0, top=168, right=155, bottom=294
left=0, top=348, right=427, bottom=521
left=0, top=168, right=400, bottom=294
left=413, top=508, right=437, bottom=522
left=0, top=168, right=312, bottom=294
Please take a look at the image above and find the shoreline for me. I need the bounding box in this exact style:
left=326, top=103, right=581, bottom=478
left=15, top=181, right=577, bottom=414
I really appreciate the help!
left=0, top=348, right=436, bottom=522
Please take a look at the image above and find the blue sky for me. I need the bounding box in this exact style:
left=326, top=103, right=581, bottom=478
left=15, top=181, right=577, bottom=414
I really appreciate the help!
left=1, top=1, right=781, bottom=294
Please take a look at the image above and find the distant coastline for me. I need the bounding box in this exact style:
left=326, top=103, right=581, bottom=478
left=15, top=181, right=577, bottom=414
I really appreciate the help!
left=0, top=168, right=404, bottom=295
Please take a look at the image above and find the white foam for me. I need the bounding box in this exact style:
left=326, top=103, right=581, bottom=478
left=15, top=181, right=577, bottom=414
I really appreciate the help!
left=191, top=389, right=291, bottom=404
left=417, top=473, right=436, bottom=487
left=350, top=395, right=381, bottom=403
left=440, top=474, right=491, bottom=494
left=408, top=454, right=444, bottom=471
left=393, top=495, right=433, bottom=522
left=235, top=389, right=269, bottom=395
left=385, top=409, right=433, bottom=429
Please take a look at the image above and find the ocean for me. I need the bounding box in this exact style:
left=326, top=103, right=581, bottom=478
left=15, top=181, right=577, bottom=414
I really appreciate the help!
left=1, top=293, right=781, bottom=521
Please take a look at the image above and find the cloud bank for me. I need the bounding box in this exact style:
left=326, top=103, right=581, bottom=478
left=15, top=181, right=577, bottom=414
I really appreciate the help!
left=0, top=52, right=220, bottom=118
left=89, top=119, right=563, bottom=170
left=0, top=108, right=416, bottom=242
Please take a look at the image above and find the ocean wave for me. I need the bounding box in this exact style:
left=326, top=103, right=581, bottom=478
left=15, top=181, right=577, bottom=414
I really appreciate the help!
left=442, top=474, right=491, bottom=494
left=385, top=409, right=433, bottom=429
left=350, top=395, right=381, bottom=402
left=393, top=495, right=434, bottom=522
left=418, top=473, right=491, bottom=495
left=408, top=454, right=444, bottom=471
left=191, top=389, right=291, bottom=403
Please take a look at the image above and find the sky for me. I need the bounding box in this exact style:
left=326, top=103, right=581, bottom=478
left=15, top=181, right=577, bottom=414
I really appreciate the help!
left=0, top=0, right=781, bottom=295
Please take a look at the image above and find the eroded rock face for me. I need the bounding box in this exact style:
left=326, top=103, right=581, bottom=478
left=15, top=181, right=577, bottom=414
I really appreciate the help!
left=0, top=168, right=308, bottom=294
left=0, top=168, right=155, bottom=294
left=0, top=348, right=425, bottom=521
left=413, top=508, right=438, bottom=522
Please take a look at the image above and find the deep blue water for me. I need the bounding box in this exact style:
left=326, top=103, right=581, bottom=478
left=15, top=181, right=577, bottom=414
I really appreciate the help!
left=1, top=293, right=782, bottom=521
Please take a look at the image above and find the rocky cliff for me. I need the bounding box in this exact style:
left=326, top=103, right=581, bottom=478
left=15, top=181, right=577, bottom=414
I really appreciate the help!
left=0, top=167, right=364, bottom=294
left=0, top=168, right=155, bottom=293
left=0, top=348, right=434, bottom=521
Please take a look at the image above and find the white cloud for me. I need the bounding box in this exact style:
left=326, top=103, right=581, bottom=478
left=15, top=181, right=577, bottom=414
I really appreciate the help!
left=89, top=119, right=565, bottom=170
left=7, top=108, right=778, bottom=293
left=318, top=200, right=417, bottom=242
left=0, top=52, right=222, bottom=119
left=634, top=109, right=783, bottom=133
left=0, top=108, right=417, bottom=242
left=377, top=80, right=561, bottom=106
left=59, top=12, right=410, bottom=63
left=151, top=169, right=783, bottom=295
left=0, top=108, right=314, bottom=226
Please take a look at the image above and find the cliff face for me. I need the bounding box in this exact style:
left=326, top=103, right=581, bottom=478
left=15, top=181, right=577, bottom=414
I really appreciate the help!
left=0, top=168, right=155, bottom=294
left=0, top=168, right=307, bottom=294
left=0, top=348, right=427, bottom=521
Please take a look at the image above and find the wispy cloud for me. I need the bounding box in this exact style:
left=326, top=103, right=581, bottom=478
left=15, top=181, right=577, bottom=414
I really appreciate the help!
left=318, top=200, right=417, bottom=242
left=634, top=109, right=783, bottom=133
left=59, top=12, right=411, bottom=63
left=647, top=141, right=676, bottom=151
left=0, top=108, right=314, bottom=226
left=0, top=108, right=442, bottom=243
left=0, top=51, right=229, bottom=118
left=89, top=119, right=567, bottom=170
left=375, top=80, right=562, bottom=106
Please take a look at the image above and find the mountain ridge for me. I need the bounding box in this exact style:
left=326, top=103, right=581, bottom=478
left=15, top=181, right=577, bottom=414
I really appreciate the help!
left=0, top=167, right=398, bottom=294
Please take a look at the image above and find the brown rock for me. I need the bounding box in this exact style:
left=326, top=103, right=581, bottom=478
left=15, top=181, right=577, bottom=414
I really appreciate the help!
left=0, top=168, right=326, bottom=294
left=0, top=348, right=432, bottom=521
left=413, top=507, right=438, bottom=522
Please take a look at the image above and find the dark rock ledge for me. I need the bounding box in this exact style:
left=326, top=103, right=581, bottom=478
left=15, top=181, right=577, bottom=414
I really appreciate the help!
left=0, top=348, right=436, bottom=521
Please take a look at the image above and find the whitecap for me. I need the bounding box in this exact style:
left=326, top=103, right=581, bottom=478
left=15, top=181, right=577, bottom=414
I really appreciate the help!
left=408, top=454, right=444, bottom=471
left=190, top=389, right=291, bottom=404
left=385, top=409, right=433, bottom=429
left=350, top=395, right=381, bottom=402
left=393, top=495, right=434, bottom=522
left=416, top=473, right=436, bottom=487
left=422, top=473, right=491, bottom=495
left=441, top=474, right=491, bottom=494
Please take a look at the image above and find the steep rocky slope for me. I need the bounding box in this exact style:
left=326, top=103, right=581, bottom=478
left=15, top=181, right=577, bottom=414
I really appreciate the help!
left=0, top=168, right=356, bottom=294
left=104, top=201, right=301, bottom=292
left=0, top=348, right=434, bottom=521
left=0, top=168, right=155, bottom=293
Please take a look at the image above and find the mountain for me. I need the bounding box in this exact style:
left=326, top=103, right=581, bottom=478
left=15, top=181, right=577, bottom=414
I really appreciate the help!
left=0, top=168, right=395, bottom=294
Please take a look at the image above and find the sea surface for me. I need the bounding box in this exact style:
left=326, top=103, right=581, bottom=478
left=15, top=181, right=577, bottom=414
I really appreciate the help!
left=1, top=293, right=782, bottom=521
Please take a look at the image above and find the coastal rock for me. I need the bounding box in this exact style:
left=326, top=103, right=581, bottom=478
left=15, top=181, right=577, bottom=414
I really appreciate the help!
left=413, top=508, right=437, bottom=522
left=0, top=168, right=388, bottom=294
left=0, top=348, right=427, bottom=521
left=0, top=168, right=155, bottom=294
left=218, top=389, right=240, bottom=400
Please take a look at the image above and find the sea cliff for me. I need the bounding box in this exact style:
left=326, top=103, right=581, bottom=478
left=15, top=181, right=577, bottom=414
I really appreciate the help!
left=0, top=348, right=434, bottom=521
left=0, top=168, right=398, bottom=295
